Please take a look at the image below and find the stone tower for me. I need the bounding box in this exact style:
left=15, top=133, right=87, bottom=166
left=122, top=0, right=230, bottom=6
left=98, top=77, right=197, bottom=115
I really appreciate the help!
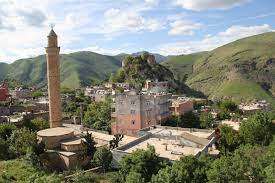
left=45, top=29, right=62, bottom=128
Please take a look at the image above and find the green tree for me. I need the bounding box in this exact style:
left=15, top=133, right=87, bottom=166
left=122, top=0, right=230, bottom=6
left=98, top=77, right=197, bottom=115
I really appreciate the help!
left=239, top=112, right=273, bottom=146
left=151, top=155, right=212, bottom=183
left=181, top=111, right=200, bottom=128
left=93, top=146, right=113, bottom=171
left=0, top=124, right=17, bottom=140
left=0, top=138, right=15, bottom=160
left=125, top=171, right=145, bottom=183
left=207, top=145, right=266, bottom=182
left=8, top=128, right=37, bottom=157
left=119, top=146, right=164, bottom=182
left=216, top=125, right=240, bottom=155
left=218, top=100, right=238, bottom=112
left=32, top=91, right=43, bottom=99
left=81, top=132, right=96, bottom=157
left=83, top=100, right=111, bottom=132
left=23, top=118, right=49, bottom=132
left=216, top=111, right=231, bottom=120
left=199, top=112, right=214, bottom=129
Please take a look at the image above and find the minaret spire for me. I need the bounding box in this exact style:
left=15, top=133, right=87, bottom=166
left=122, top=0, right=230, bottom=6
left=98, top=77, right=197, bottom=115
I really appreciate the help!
left=45, top=28, right=62, bottom=128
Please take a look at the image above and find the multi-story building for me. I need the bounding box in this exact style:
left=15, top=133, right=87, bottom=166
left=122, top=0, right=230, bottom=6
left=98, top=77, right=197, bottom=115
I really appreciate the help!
left=170, top=97, right=194, bottom=116
left=0, top=82, right=9, bottom=101
left=111, top=91, right=171, bottom=136
left=144, top=80, right=169, bottom=91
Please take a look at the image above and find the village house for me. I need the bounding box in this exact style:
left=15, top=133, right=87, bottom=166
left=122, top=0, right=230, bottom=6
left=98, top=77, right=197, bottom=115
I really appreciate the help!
left=11, top=87, right=32, bottom=100
left=170, top=97, right=194, bottom=116
left=144, top=80, right=169, bottom=91
left=239, top=100, right=269, bottom=114
left=0, top=81, right=9, bottom=101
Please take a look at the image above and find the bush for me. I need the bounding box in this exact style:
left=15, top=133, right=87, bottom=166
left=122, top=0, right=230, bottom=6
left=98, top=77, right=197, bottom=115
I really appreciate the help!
left=93, top=146, right=113, bottom=171
left=0, top=123, right=17, bottom=140
left=8, top=128, right=37, bottom=157
left=0, top=138, right=15, bottom=160
left=23, top=118, right=49, bottom=132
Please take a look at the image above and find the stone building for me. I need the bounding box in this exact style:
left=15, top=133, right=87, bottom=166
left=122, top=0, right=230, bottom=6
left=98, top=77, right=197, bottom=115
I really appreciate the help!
left=144, top=80, right=169, bottom=91
left=111, top=91, right=171, bottom=136
left=0, top=82, right=9, bottom=101
left=170, top=97, right=194, bottom=116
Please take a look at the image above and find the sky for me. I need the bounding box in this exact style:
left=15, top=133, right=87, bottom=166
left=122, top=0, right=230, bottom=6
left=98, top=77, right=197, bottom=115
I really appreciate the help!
left=0, top=0, right=275, bottom=63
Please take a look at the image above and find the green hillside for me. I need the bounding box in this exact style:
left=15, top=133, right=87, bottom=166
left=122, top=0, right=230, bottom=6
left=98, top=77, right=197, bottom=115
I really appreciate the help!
left=1, top=51, right=122, bottom=88
left=164, top=32, right=275, bottom=107
left=162, top=52, right=207, bottom=81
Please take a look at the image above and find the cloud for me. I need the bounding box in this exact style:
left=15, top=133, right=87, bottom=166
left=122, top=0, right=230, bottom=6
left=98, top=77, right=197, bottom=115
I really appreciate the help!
left=174, top=0, right=251, bottom=11
left=157, top=24, right=274, bottom=55
left=168, top=20, right=202, bottom=35
left=63, top=45, right=124, bottom=56
left=100, top=8, right=164, bottom=35
left=145, top=0, right=159, bottom=6
left=17, top=9, right=47, bottom=27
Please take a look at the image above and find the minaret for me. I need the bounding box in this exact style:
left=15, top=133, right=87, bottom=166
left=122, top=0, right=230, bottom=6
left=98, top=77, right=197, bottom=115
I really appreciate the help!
left=45, top=29, right=62, bottom=128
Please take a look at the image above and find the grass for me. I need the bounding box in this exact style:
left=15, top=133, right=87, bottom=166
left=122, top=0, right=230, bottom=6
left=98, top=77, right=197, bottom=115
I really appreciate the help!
left=164, top=32, right=275, bottom=109
left=0, top=158, right=117, bottom=183
left=0, top=158, right=62, bottom=182
left=1, top=51, right=122, bottom=89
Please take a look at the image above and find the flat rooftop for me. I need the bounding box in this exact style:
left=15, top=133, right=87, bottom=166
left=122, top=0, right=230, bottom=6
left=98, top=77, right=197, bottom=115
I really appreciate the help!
left=116, top=126, right=216, bottom=161
left=124, top=137, right=201, bottom=161
left=148, top=127, right=213, bottom=139
left=37, top=127, right=74, bottom=137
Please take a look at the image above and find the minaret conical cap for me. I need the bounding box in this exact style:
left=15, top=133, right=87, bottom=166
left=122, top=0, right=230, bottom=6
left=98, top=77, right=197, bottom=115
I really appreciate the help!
left=48, top=29, right=57, bottom=37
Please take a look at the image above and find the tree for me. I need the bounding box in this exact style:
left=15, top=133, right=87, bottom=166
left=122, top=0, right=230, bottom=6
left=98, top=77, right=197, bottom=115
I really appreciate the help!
left=199, top=112, right=214, bottom=129
left=23, top=118, right=49, bottom=132
left=83, top=100, right=111, bottom=132
left=151, top=155, right=212, bottom=183
left=239, top=112, right=273, bottom=146
left=119, top=146, right=164, bottom=182
left=0, top=138, right=15, bottom=160
left=32, top=91, right=43, bottom=99
left=93, top=146, right=113, bottom=171
left=109, top=134, right=124, bottom=149
left=180, top=111, right=200, bottom=128
left=8, top=128, right=37, bottom=157
left=216, top=111, right=231, bottom=120
left=81, top=132, right=96, bottom=157
left=0, top=124, right=17, bottom=140
left=216, top=125, right=240, bottom=155
left=218, top=100, right=238, bottom=112
left=207, top=145, right=266, bottom=182
left=125, top=171, right=145, bottom=183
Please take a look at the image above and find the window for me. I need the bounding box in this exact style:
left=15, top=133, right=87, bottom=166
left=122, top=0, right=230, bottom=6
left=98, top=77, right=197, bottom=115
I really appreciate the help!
left=146, top=101, right=150, bottom=106
left=130, top=110, right=136, bottom=115
left=130, top=101, right=135, bottom=105
left=131, top=120, right=135, bottom=125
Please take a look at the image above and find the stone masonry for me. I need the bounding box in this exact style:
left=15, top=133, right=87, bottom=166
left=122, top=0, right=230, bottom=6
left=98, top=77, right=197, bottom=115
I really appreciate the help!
left=45, top=29, right=62, bottom=128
